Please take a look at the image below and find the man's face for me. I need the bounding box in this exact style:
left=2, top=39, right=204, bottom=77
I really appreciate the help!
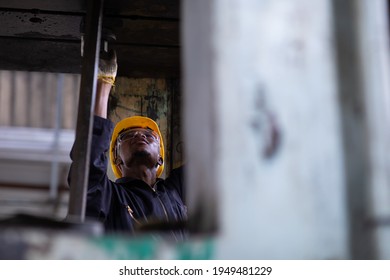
left=115, top=127, right=162, bottom=169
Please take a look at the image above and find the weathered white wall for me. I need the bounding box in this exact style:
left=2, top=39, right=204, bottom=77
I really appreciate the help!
left=214, top=0, right=348, bottom=259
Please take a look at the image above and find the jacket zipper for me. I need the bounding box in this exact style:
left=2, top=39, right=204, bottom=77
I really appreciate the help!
left=125, top=184, right=169, bottom=223
left=150, top=184, right=169, bottom=222
left=151, top=184, right=179, bottom=241
left=126, top=205, right=142, bottom=225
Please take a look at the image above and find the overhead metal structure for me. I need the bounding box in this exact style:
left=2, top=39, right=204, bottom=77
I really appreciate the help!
left=0, top=0, right=180, bottom=77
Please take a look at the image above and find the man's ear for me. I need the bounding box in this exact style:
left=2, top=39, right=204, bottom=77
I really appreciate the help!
left=115, top=158, right=123, bottom=166
left=116, top=160, right=124, bottom=174
left=157, top=156, right=163, bottom=166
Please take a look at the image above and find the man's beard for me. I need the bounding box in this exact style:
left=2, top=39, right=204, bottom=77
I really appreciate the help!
left=132, top=150, right=150, bottom=158
left=124, top=150, right=157, bottom=167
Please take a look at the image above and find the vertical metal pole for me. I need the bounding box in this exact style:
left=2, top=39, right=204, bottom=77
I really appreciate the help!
left=67, top=0, right=104, bottom=222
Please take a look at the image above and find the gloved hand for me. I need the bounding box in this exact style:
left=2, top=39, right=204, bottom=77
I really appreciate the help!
left=98, top=49, right=117, bottom=86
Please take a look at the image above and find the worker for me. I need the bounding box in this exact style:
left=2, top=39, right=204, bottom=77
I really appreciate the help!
left=68, top=51, right=187, bottom=241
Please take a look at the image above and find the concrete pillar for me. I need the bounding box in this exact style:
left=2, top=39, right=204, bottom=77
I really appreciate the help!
left=183, top=0, right=390, bottom=259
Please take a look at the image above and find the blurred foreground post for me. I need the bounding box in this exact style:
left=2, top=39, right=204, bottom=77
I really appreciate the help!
left=183, top=0, right=390, bottom=259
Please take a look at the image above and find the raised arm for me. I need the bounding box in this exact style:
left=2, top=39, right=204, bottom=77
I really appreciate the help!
left=95, top=49, right=117, bottom=118
left=95, top=81, right=112, bottom=118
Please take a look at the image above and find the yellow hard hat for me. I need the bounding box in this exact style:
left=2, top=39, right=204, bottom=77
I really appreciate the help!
left=109, top=116, right=164, bottom=178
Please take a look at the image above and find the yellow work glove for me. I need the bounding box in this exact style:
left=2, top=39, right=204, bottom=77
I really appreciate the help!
left=98, top=49, right=117, bottom=86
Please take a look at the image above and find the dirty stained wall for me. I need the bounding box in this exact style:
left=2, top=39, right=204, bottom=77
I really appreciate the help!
left=107, top=77, right=183, bottom=179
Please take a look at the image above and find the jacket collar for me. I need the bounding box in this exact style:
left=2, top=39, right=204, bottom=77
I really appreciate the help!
left=115, top=176, right=163, bottom=189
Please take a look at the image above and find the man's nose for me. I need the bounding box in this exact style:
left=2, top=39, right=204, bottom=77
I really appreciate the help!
left=133, top=131, right=146, bottom=139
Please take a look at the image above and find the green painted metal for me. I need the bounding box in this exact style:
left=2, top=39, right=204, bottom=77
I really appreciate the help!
left=90, top=235, right=214, bottom=260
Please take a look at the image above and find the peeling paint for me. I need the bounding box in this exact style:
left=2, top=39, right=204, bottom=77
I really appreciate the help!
left=250, top=86, right=281, bottom=159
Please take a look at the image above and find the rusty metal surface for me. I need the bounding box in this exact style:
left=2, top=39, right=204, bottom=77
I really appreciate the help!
left=0, top=0, right=180, bottom=77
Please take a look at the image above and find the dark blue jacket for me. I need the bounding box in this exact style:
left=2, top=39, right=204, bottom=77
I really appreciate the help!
left=69, top=116, right=187, bottom=240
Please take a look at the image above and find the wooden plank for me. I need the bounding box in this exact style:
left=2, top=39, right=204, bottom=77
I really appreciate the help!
left=104, top=0, right=179, bottom=19
left=116, top=45, right=180, bottom=77
left=0, top=12, right=179, bottom=46
left=43, top=73, right=57, bottom=128
left=0, top=0, right=85, bottom=13
left=104, top=17, right=179, bottom=46
left=62, top=74, right=80, bottom=129
left=14, top=72, right=28, bottom=126
left=0, top=38, right=81, bottom=73
left=0, top=11, right=81, bottom=40
left=0, top=71, right=12, bottom=126
left=0, top=38, right=179, bottom=77
left=0, top=0, right=180, bottom=18
left=0, top=1, right=180, bottom=77
left=30, top=72, right=45, bottom=128
left=0, top=10, right=180, bottom=75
